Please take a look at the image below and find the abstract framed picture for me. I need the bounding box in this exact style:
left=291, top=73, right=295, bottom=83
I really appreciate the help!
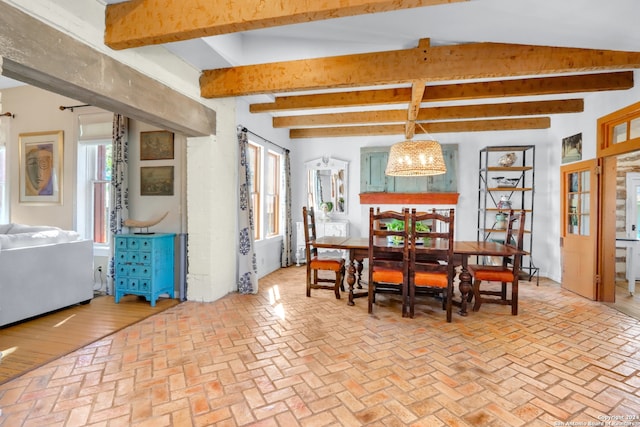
left=562, top=132, right=582, bottom=164
left=19, top=130, right=63, bottom=204
left=140, top=130, right=174, bottom=160
left=140, top=166, right=174, bottom=196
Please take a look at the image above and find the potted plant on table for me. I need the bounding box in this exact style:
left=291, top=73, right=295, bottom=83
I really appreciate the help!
left=385, top=219, right=430, bottom=245
left=385, top=219, right=404, bottom=245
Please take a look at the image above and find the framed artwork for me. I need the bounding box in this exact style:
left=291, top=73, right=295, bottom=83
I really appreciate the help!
left=140, top=166, right=174, bottom=196
left=19, top=130, right=63, bottom=204
left=140, top=130, right=174, bottom=160
left=562, top=133, right=582, bottom=164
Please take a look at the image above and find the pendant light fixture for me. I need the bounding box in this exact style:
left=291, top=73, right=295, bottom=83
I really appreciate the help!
left=385, top=134, right=446, bottom=176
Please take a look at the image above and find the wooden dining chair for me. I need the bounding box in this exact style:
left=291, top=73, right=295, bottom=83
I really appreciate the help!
left=368, top=208, right=410, bottom=317
left=468, top=210, right=526, bottom=315
left=410, top=208, right=456, bottom=322
left=302, top=206, right=345, bottom=299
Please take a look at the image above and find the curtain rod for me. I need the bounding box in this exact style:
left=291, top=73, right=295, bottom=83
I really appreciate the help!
left=59, top=104, right=91, bottom=112
left=241, top=126, right=289, bottom=154
left=0, top=112, right=15, bottom=118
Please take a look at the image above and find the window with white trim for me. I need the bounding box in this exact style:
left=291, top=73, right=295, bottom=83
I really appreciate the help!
left=247, top=140, right=283, bottom=241
left=76, top=112, right=113, bottom=253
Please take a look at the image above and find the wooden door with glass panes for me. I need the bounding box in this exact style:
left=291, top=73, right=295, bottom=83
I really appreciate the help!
left=560, top=160, right=598, bottom=299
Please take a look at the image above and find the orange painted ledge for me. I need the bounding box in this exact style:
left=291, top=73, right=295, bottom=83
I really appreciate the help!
left=359, top=192, right=459, bottom=205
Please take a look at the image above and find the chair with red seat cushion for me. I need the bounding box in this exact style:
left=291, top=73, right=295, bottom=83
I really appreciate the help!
left=368, top=207, right=410, bottom=317
left=410, top=208, right=456, bottom=322
left=302, top=206, right=345, bottom=299
left=468, top=210, right=526, bottom=315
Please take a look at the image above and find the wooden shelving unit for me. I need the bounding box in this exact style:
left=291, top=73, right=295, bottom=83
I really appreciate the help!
left=478, top=145, right=539, bottom=282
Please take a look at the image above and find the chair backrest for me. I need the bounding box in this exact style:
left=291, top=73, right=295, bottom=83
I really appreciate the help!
left=410, top=208, right=456, bottom=279
left=368, top=207, right=410, bottom=274
left=505, top=210, right=526, bottom=250
left=302, top=206, right=318, bottom=260
left=504, top=210, right=526, bottom=269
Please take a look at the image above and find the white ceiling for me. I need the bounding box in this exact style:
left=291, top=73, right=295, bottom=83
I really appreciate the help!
left=4, top=0, right=640, bottom=127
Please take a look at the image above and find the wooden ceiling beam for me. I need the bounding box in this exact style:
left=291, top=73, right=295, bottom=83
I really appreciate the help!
left=406, top=80, right=427, bottom=139
left=201, top=42, right=640, bottom=98
left=250, top=71, right=633, bottom=113
left=289, top=117, right=550, bottom=138
left=273, top=99, right=583, bottom=128
left=105, top=0, right=466, bottom=50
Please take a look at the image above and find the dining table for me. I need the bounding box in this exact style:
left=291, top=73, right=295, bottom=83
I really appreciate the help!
left=313, top=235, right=525, bottom=316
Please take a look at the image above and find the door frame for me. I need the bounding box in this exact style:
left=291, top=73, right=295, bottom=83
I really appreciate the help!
left=597, top=100, right=640, bottom=302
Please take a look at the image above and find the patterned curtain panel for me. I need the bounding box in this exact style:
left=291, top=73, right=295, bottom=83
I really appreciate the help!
left=281, top=150, right=293, bottom=267
left=237, top=127, right=258, bottom=294
left=108, top=114, right=129, bottom=294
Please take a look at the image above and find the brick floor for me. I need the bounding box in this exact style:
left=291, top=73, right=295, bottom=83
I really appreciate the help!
left=1, top=266, right=639, bottom=426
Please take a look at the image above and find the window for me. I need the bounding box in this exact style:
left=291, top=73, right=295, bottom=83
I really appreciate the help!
left=248, top=142, right=261, bottom=240
left=265, top=151, right=280, bottom=237
left=77, top=141, right=112, bottom=245
left=246, top=140, right=283, bottom=241
left=76, top=112, right=113, bottom=253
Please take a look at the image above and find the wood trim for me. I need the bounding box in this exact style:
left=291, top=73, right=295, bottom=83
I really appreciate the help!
left=359, top=192, right=459, bottom=205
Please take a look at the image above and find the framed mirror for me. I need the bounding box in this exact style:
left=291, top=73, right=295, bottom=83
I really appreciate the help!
left=305, top=156, right=348, bottom=217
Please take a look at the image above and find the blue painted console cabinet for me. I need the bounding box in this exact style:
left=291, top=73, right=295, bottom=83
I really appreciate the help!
left=114, top=233, right=175, bottom=306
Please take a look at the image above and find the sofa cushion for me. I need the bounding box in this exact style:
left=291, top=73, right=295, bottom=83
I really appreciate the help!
left=0, top=223, right=13, bottom=234
left=6, top=223, right=62, bottom=234
left=0, top=228, right=81, bottom=249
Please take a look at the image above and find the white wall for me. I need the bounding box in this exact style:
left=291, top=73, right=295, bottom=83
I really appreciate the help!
left=186, top=98, right=238, bottom=301
left=127, top=120, right=187, bottom=235
left=3, top=86, right=83, bottom=229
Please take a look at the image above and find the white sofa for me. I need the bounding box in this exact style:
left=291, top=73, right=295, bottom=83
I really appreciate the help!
left=0, top=224, right=94, bottom=327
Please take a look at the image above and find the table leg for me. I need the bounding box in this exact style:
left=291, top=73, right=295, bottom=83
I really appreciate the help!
left=458, top=257, right=472, bottom=316
left=347, top=259, right=357, bottom=306
left=356, top=260, right=364, bottom=289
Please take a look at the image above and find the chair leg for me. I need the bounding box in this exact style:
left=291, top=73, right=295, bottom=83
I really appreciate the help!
left=402, top=281, right=409, bottom=318
left=511, top=279, right=518, bottom=315
left=340, top=265, right=346, bottom=292
left=334, top=269, right=342, bottom=300
left=306, top=266, right=312, bottom=297
left=368, top=283, right=374, bottom=314
left=472, top=279, right=482, bottom=312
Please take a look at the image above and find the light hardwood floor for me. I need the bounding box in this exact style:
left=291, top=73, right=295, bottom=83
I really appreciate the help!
left=0, top=294, right=179, bottom=385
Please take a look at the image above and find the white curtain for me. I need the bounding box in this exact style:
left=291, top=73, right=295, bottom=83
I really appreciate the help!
left=237, top=126, right=258, bottom=294
left=108, top=114, right=129, bottom=294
